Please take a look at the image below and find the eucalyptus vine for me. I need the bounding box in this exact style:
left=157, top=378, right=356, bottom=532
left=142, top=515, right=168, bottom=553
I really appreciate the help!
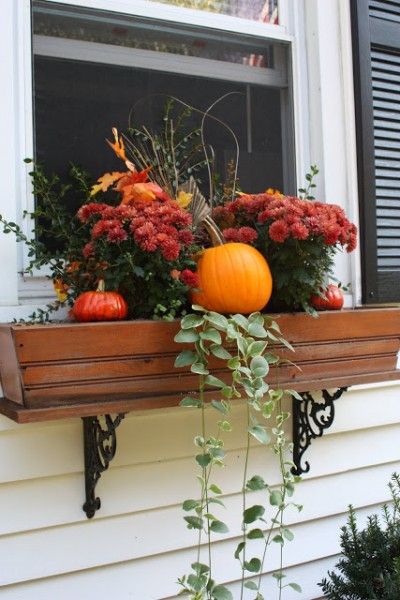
left=175, top=307, right=303, bottom=599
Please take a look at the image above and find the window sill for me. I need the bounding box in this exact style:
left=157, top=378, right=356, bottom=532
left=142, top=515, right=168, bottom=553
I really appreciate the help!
left=0, top=307, right=399, bottom=424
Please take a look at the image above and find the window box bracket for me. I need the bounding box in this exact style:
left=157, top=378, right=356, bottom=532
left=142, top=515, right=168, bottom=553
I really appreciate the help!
left=291, top=387, right=347, bottom=476
left=82, top=413, right=125, bottom=518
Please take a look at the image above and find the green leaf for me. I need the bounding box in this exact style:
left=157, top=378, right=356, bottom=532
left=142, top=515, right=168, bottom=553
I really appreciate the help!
left=209, top=497, right=225, bottom=507
left=246, top=475, right=267, bottom=491
left=209, top=483, right=222, bottom=495
left=234, top=541, right=245, bottom=559
left=180, top=314, right=204, bottom=329
left=174, top=329, right=199, bottom=343
left=243, top=504, right=265, bottom=524
left=247, top=528, right=264, bottom=539
left=209, top=447, right=225, bottom=460
left=269, top=490, right=283, bottom=506
left=288, top=583, right=302, bottom=593
left=219, top=420, right=232, bottom=432
left=247, top=323, right=268, bottom=338
left=187, top=573, right=207, bottom=592
left=283, top=528, right=294, bottom=541
left=227, top=356, right=240, bottom=370
left=244, top=558, right=262, bottom=573
left=244, top=581, right=258, bottom=591
left=191, top=562, right=210, bottom=575
left=212, top=584, right=233, bottom=600
left=231, top=314, right=249, bottom=329
left=191, top=362, right=209, bottom=375
left=196, top=453, right=211, bottom=468
left=250, top=356, right=269, bottom=378
left=210, top=520, right=229, bottom=533
left=200, top=329, right=222, bottom=344
left=210, top=344, right=232, bottom=360
left=184, top=516, right=203, bottom=529
left=180, top=396, right=201, bottom=408
left=211, top=400, right=229, bottom=414
left=285, top=389, right=303, bottom=401
left=249, top=425, right=270, bottom=445
left=262, top=400, right=274, bottom=418
left=174, top=350, right=197, bottom=367
left=273, top=534, right=284, bottom=545
left=205, top=374, right=226, bottom=388
left=272, top=572, right=286, bottom=581
left=247, top=341, right=267, bottom=357
left=182, top=499, right=199, bottom=511
left=191, top=304, right=207, bottom=312
left=205, top=312, right=229, bottom=330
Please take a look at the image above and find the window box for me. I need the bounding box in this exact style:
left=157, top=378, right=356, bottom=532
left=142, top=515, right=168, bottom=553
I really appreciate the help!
left=0, top=307, right=399, bottom=423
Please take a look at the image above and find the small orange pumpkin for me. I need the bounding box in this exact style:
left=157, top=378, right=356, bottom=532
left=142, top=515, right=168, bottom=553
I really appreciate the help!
left=72, top=280, right=128, bottom=322
left=192, top=242, right=272, bottom=314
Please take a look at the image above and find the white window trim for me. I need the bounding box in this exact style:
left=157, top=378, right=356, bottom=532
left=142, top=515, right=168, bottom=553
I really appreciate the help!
left=5, top=0, right=361, bottom=321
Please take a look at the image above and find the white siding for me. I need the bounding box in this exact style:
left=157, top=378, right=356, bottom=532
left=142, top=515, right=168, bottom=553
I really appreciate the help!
left=1, top=382, right=400, bottom=599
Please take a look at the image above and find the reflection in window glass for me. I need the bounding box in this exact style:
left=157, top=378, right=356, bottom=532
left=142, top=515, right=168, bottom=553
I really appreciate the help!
left=148, top=0, right=279, bottom=24
left=33, top=2, right=276, bottom=69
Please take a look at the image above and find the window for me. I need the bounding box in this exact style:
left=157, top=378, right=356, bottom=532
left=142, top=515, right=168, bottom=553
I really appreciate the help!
left=351, top=0, right=400, bottom=303
left=31, top=0, right=295, bottom=210
left=148, top=0, right=279, bottom=24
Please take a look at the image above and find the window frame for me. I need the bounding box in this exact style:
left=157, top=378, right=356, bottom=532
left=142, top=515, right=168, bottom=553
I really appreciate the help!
left=0, top=0, right=318, bottom=319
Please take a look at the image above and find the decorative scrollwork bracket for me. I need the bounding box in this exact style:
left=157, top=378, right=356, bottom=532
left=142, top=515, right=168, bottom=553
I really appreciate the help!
left=82, top=414, right=125, bottom=518
left=292, top=388, right=348, bottom=476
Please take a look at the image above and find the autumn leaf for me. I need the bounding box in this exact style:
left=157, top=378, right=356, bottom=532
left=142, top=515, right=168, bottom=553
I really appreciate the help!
left=176, top=191, right=193, bottom=209
left=53, top=279, right=68, bottom=302
left=106, top=127, right=127, bottom=161
left=90, top=171, right=125, bottom=196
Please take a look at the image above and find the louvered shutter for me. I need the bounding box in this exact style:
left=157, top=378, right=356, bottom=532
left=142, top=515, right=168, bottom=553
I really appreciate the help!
left=351, top=0, right=400, bottom=303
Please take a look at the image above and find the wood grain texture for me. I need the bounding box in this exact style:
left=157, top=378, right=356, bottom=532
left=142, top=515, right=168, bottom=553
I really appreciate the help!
left=0, top=308, right=399, bottom=422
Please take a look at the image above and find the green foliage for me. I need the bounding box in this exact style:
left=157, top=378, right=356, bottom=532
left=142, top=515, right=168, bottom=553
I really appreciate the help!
left=175, top=309, right=302, bottom=599
left=126, top=99, right=209, bottom=197
left=320, top=473, right=400, bottom=599
left=298, top=164, right=319, bottom=200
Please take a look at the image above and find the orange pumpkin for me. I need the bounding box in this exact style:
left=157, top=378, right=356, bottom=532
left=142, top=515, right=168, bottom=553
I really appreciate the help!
left=191, top=242, right=272, bottom=314
left=72, top=280, right=128, bottom=322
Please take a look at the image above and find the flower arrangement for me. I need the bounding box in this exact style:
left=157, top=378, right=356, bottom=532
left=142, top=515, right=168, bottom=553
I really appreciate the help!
left=0, top=99, right=357, bottom=322
left=213, top=183, right=357, bottom=313
left=1, top=104, right=210, bottom=322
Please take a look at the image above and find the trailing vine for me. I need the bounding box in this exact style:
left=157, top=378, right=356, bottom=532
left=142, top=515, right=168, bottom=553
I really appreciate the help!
left=175, top=307, right=303, bottom=599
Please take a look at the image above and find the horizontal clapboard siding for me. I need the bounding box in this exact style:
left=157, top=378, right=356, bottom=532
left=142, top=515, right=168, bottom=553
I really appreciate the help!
left=0, top=383, right=400, bottom=599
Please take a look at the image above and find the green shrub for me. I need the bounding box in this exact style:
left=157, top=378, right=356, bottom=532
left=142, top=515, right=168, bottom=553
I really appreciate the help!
left=320, top=473, right=400, bottom=599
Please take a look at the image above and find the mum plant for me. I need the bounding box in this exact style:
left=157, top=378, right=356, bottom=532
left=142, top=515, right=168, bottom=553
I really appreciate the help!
left=0, top=103, right=209, bottom=321
left=213, top=175, right=357, bottom=314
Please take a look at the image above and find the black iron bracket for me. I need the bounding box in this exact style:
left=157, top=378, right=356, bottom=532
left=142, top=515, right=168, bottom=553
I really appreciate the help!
left=292, top=387, right=348, bottom=476
left=82, top=414, right=125, bottom=518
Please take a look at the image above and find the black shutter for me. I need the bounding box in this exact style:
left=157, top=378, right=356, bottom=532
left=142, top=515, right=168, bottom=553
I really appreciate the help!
left=351, top=0, right=400, bottom=303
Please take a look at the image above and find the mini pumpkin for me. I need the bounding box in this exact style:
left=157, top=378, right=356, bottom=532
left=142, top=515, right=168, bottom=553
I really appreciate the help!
left=72, top=280, right=128, bottom=322
left=192, top=242, right=272, bottom=314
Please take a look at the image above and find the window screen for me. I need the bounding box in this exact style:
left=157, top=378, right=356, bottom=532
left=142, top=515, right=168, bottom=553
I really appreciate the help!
left=32, top=1, right=293, bottom=215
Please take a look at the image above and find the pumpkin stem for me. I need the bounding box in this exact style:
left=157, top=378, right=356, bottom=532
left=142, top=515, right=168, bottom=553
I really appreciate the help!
left=204, top=216, right=225, bottom=247
left=96, top=279, right=106, bottom=292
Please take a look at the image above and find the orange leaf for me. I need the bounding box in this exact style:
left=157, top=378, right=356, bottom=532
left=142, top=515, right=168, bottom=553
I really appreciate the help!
left=106, top=127, right=127, bottom=161
left=90, top=171, right=125, bottom=196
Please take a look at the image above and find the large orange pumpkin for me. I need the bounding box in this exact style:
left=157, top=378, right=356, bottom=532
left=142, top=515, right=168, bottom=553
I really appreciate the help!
left=191, top=242, right=272, bottom=314
left=72, top=281, right=128, bottom=322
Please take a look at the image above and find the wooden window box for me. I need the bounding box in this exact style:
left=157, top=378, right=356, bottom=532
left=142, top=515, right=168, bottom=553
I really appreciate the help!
left=0, top=308, right=399, bottom=424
